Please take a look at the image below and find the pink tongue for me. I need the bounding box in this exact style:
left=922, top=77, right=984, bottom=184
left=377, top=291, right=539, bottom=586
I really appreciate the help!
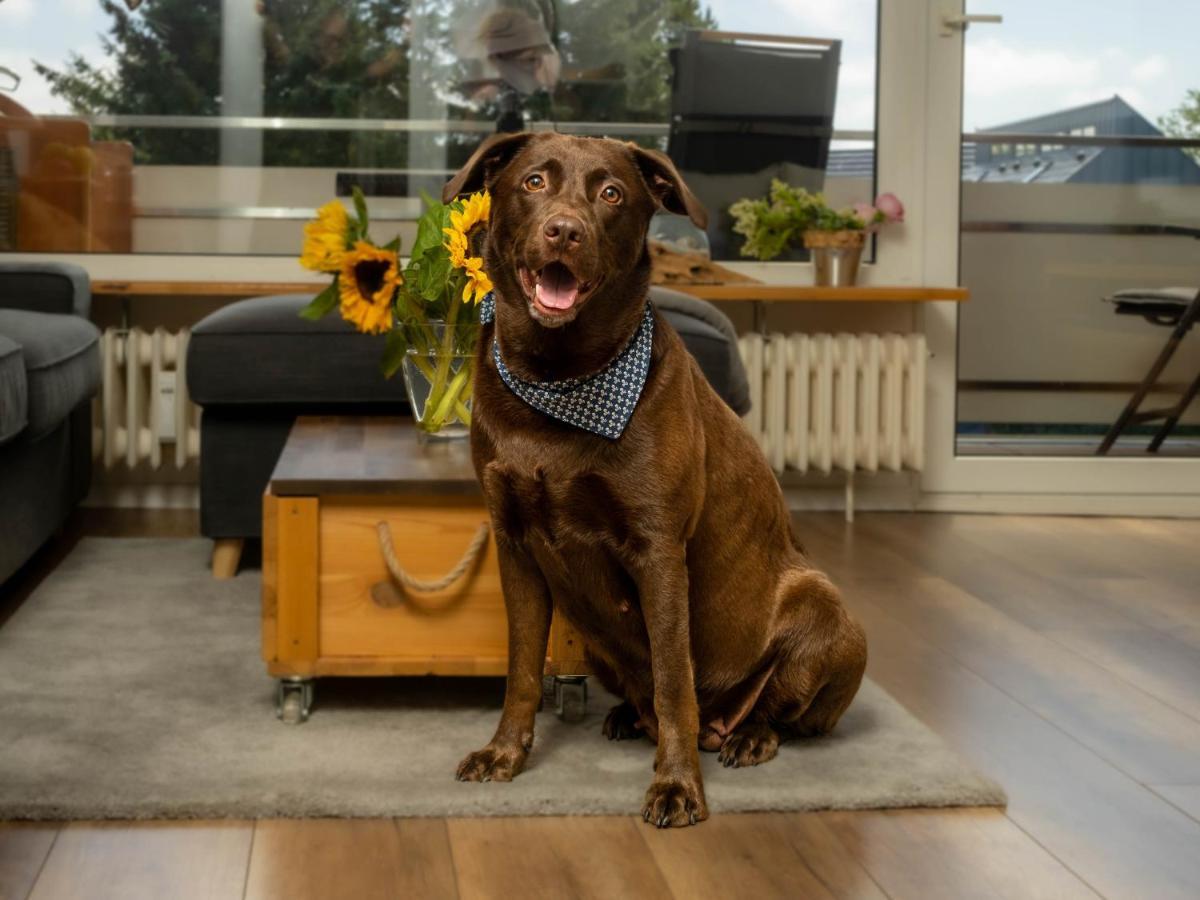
left=536, top=264, right=580, bottom=310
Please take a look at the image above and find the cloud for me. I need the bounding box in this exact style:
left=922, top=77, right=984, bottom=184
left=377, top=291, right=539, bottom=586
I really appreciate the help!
left=1132, top=55, right=1167, bottom=83
left=0, top=0, right=35, bottom=22
left=964, top=37, right=1176, bottom=129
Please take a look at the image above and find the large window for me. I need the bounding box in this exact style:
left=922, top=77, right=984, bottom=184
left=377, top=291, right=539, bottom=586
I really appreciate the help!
left=0, top=0, right=877, bottom=258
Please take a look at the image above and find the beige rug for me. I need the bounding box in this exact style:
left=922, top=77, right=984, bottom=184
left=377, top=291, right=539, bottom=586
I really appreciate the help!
left=0, top=539, right=1004, bottom=820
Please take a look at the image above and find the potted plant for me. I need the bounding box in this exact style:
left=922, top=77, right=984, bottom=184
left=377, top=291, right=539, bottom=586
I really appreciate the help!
left=729, top=180, right=904, bottom=285
left=296, top=187, right=493, bottom=439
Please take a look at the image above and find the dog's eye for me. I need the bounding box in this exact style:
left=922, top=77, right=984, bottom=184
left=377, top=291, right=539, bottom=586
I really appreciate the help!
left=600, top=185, right=622, bottom=205
left=523, top=173, right=546, bottom=192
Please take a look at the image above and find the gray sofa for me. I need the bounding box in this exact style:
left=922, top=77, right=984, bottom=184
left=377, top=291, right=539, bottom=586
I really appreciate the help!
left=0, top=263, right=100, bottom=584
left=187, top=287, right=749, bottom=572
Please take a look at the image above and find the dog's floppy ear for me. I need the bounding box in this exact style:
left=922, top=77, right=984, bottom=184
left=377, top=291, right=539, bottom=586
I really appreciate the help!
left=629, top=145, right=708, bottom=230
left=442, top=132, right=534, bottom=203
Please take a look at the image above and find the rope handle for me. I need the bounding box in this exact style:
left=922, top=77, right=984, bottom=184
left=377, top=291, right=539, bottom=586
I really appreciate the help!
left=371, top=520, right=490, bottom=607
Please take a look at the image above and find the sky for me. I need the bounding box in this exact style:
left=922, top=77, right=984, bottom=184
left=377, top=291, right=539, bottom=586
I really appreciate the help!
left=1, top=0, right=1198, bottom=135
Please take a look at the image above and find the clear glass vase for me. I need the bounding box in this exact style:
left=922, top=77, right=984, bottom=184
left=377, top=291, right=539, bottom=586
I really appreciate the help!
left=400, top=321, right=479, bottom=440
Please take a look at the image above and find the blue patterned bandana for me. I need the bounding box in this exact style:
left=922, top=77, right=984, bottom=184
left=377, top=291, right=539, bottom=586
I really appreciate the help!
left=478, top=293, right=654, bottom=439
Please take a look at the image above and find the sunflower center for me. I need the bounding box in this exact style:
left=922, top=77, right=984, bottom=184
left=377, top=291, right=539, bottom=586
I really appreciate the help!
left=353, top=259, right=390, bottom=301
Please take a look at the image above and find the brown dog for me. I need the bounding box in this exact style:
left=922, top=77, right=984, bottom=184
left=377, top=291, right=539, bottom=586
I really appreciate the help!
left=445, top=132, right=866, bottom=827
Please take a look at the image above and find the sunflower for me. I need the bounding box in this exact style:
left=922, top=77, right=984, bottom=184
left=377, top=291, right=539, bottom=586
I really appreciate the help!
left=338, top=241, right=401, bottom=334
left=300, top=200, right=350, bottom=272
left=449, top=190, right=490, bottom=236
left=461, top=256, right=494, bottom=305
left=443, top=226, right=469, bottom=268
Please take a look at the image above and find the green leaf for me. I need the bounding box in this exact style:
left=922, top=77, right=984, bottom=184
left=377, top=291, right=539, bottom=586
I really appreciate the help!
left=352, top=185, right=369, bottom=237
left=297, top=281, right=339, bottom=321
left=380, top=328, right=408, bottom=379
left=411, top=201, right=450, bottom=260
left=418, top=250, right=452, bottom=302
left=382, top=235, right=402, bottom=253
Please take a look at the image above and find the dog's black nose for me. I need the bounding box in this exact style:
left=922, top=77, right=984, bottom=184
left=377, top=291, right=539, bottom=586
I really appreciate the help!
left=542, top=215, right=584, bottom=249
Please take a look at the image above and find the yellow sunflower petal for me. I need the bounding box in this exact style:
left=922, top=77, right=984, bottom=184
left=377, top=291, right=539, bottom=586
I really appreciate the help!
left=337, top=241, right=399, bottom=334
left=443, top=227, right=469, bottom=268
left=300, top=201, right=351, bottom=272
left=449, top=190, right=491, bottom=237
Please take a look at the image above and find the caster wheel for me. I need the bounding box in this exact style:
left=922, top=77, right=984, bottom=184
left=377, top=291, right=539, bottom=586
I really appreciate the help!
left=554, top=676, right=588, bottom=722
left=276, top=678, right=313, bottom=724
left=279, top=692, right=305, bottom=725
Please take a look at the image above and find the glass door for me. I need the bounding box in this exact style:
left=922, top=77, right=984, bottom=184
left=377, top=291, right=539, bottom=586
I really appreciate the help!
left=921, top=0, right=1200, bottom=509
left=956, top=0, right=1200, bottom=459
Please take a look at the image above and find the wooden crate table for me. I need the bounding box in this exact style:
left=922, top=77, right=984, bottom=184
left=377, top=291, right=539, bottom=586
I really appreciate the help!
left=262, top=416, right=586, bottom=723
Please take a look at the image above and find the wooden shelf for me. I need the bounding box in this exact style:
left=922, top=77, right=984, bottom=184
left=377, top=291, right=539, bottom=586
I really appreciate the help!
left=673, top=285, right=968, bottom=302
left=92, top=279, right=968, bottom=303
left=93, top=280, right=320, bottom=297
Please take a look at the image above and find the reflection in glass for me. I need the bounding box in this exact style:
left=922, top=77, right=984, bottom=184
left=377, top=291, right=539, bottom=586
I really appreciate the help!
left=0, top=0, right=876, bottom=257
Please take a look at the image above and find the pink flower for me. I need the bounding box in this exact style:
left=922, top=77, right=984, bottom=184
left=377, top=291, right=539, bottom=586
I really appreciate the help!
left=875, top=192, right=904, bottom=223
left=853, top=202, right=878, bottom=229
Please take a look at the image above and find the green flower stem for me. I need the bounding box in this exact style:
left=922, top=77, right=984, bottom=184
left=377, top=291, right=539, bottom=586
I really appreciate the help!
left=430, top=360, right=472, bottom=427
left=422, top=292, right=482, bottom=432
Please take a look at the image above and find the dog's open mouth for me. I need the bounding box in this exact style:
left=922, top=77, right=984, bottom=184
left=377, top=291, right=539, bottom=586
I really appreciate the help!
left=520, top=262, right=593, bottom=319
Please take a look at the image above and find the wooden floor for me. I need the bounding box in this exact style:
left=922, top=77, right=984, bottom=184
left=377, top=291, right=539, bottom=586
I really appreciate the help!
left=2, top=511, right=1198, bottom=900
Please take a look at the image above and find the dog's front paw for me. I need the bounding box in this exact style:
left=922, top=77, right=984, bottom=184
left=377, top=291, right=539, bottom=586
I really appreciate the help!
left=455, top=744, right=527, bottom=782
left=641, top=776, right=708, bottom=828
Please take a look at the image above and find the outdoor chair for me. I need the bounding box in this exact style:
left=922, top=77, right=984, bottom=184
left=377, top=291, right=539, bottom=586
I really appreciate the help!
left=1097, top=286, right=1200, bottom=454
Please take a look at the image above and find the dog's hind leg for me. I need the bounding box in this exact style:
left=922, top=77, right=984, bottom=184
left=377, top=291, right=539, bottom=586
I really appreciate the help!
left=717, top=710, right=780, bottom=767
left=720, top=569, right=866, bottom=767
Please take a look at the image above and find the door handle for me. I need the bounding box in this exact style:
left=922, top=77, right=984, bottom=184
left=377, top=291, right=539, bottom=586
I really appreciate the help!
left=940, top=13, right=1003, bottom=36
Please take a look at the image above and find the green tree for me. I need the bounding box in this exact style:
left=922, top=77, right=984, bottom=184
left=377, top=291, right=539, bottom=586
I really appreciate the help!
left=35, top=0, right=222, bottom=164
left=33, top=0, right=716, bottom=167
left=1159, top=89, right=1200, bottom=161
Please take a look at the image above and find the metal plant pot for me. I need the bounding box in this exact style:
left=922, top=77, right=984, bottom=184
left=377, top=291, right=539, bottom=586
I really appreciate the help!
left=803, top=229, right=866, bottom=286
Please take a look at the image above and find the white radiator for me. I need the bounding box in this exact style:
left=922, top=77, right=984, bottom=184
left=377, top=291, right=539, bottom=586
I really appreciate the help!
left=738, top=332, right=926, bottom=516
left=93, top=328, right=200, bottom=469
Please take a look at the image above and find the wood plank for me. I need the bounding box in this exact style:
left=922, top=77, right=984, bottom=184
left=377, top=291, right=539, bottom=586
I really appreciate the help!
left=1040, top=622, right=1200, bottom=722
left=1151, top=786, right=1200, bottom=824
left=847, top=581, right=1200, bottom=900
left=1080, top=578, right=1200, bottom=649
left=1075, top=518, right=1200, bottom=594
left=447, top=816, right=672, bottom=900
left=640, top=811, right=886, bottom=900
left=548, top=613, right=588, bottom=676
left=244, top=818, right=457, bottom=900
left=270, top=655, right=510, bottom=677
left=274, top=497, right=320, bottom=671
left=0, top=824, right=57, bottom=900
left=28, top=821, right=251, bottom=900
left=93, top=280, right=320, bottom=297
left=271, top=418, right=481, bottom=497
left=820, top=809, right=1097, bottom=900
left=849, top=517, right=1200, bottom=781
left=319, top=499, right=503, bottom=659
left=91, top=279, right=968, bottom=303
left=860, top=571, right=1200, bottom=785
left=261, top=491, right=278, bottom=662
left=679, top=284, right=968, bottom=302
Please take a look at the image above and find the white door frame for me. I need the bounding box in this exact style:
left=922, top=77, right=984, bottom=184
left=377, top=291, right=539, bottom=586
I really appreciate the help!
left=908, top=0, right=1200, bottom=515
